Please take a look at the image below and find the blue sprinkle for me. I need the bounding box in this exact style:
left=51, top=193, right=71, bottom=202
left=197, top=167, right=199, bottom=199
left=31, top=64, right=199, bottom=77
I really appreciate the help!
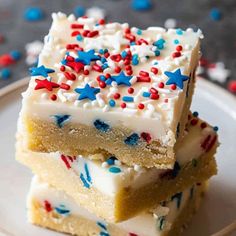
left=102, top=63, right=108, bottom=69
left=80, top=173, right=90, bottom=188
left=172, top=161, right=181, bottom=178
left=10, top=50, right=21, bottom=60
left=84, top=163, right=92, bottom=183
left=109, top=99, right=116, bottom=107
left=100, top=233, right=110, bottom=236
left=106, top=156, right=117, bottom=165
left=76, top=35, right=83, bottom=41
left=158, top=216, right=166, bottom=230
left=137, top=29, right=142, bottom=35
left=131, top=0, right=152, bottom=11
left=104, top=49, right=108, bottom=53
left=132, top=54, right=139, bottom=65
left=171, top=192, right=182, bottom=208
left=100, top=75, right=106, bottom=82
left=55, top=206, right=70, bottom=215
left=122, top=96, right=134, bottom=102
left=142, top=91, right=150, bottom=97
left=176, top=28, right=183, bottom=35
left=74, top=6, right=86, bottom=17
left=213, top=126, right=219, bottom=131
left=193, top=111, right=199, bottom=117
left=52, top=115, right=71, bottom=128
left=99, top=49, right=104, bottom=54
left=174, top=39, right=180, bottom=44
left=94, top=119, right=110, bottom=132
left=101, top=57, right=107, bottom=63
left=130, top=41, right=136, bottom=46
left=97, top=222, right=107, bottom=230
left=24, top=7, right=44, bottom=21
left=109, top=166, right=121, bottom=173
left=210, top=8, right=222, bottom=21
left=1, top=68, right=11, bottom=80
left=155, top=50, right=160, bottom=56
left=190, top=186, right=194, bottom=199
left=105, top=78, right=113, bottom=85
left=153, top=39, right=166, bottom=50
left=121, top=51, right=127, bottom=58
left=124, top=133, right=139, bottom=146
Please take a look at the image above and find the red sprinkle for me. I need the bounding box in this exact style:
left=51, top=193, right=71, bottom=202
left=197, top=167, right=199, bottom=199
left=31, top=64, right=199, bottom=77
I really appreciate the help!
left=98, top=19, right=105, bottom=25
left=44, top=200, right=53, bottom=212
left=114, top=93, right=120, bottom=99
left=200, top=122, right=207, bottom=129
left=60, top=154, right=71, bottom=169
left=99, top=81, right=106, bottom=88
left=121, top=102, right=126, bottom=109
left=158, top=82, right=164, bottom=88
left=60, top=65, right=65, bottom=72
left=110, top=54, right=122, bottom=62
left=71, top=23, right=84, bottom=29
left=83, top=69, right=89, bottom=75
left=176, top=45, right=183, bottom=51
left=228, top=81, right=236, bottom=93
left=126, top=70, right=133, bottom=76
left=172, top=51, right=181, bottom=58
left=150, top=93, right=159, bottom=100
left=151, top=67, right=158, bottom=75
left=71, top=31, right=80, bottom=37
left=139, top=71, right=149, bottom=77
left=92, top=64, right=103, bottom=72
left=141, top=132, right=152, bottom=143
left=60, top=83, right=70, bottom=90
left=137, top=76, right=151, bottom=83
left=138, top=103, right=145, bottom=109
left=150, top=87, right=158, bottom=94
left=105, top=73, right=111, bottom=78
left=128, top=87, right=134, bottom=94
left=191, top=118, right=198, bottom=126
left=64, top=72, right=76, bottom=81
left=87, top=30, right=99, bottom=38
left=50, top=94, right=57, bottom=101
left=171, top=84, right=176, bottom=90
left=114, top=66, right=121, bottom=73
left=0, top=54, right=15, bottom=66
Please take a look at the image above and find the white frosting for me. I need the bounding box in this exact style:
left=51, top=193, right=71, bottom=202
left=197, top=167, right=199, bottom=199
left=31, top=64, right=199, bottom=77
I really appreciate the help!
left=28, top=176, right=202, bottom=236
left=21, top=12, right=203, bottom=146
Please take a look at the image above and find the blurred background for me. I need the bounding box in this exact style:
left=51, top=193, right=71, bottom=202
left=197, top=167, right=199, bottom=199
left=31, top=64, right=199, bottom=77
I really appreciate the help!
left=0, top=0, right=235, bottom=95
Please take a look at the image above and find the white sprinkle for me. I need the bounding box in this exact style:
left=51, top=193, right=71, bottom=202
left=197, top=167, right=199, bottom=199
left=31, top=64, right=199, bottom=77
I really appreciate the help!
left=86, top=7, right=106, bottom=20
left=164, top=18, right=177, bottom=29
left=101, top=162, right=108, bottom=168
left=115, top=160, right=121, bottom=166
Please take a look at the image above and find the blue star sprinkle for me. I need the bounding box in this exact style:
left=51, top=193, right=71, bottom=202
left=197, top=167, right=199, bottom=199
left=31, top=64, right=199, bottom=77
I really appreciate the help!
left=75, top=83, right=100, bottom=101
left=111, top=71, right=132, bottom=86
left=52, top=115, right=71, bottom=128
left=124, top=133, right=140, bottom=146
left=29, top=65, right=55, bottom=77
left=97, top=222, right=110, bottom=236
left=76, top=49, right=101, bottom=65
left=164, top=69, right=189, bottom=89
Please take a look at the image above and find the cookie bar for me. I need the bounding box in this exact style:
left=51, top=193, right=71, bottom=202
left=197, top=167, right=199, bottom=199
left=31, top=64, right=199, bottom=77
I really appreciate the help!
left=16, top=114, right=218, bottom=222
left=20, top=12, right=203, bottom=168
left=28, top=176, right=207, bottom=236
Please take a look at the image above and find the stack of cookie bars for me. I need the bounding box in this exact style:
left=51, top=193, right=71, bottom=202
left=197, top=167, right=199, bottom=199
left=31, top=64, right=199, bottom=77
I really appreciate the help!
left=16, top=12, right=219, bottom=236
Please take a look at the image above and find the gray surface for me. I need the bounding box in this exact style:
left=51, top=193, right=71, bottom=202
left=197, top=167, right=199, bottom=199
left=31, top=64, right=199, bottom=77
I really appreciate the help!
left=0, top=0, right=235, bottom=92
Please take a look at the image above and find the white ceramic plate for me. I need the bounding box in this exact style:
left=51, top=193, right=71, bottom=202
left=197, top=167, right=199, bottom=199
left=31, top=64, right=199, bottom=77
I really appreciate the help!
left=0, top=78, right=235, bottom=236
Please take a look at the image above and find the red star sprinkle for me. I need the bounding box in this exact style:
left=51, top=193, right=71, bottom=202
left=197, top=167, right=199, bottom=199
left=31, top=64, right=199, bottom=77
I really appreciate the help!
left=34, top=79, right=60, bottom=91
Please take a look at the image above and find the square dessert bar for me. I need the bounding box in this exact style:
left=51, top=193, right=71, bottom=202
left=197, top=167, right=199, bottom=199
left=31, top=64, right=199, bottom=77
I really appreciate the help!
left=20, top=12, right=203, bottom=168
left=17, top=114, right=218, bottom=222
left=28, top=176, right=207, bottom=236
